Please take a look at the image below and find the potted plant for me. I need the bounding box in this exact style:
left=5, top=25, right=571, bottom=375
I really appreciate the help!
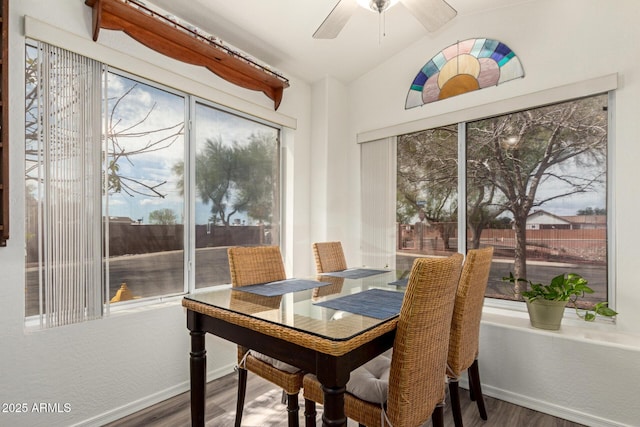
left=503, top=272, right=618, bottom=330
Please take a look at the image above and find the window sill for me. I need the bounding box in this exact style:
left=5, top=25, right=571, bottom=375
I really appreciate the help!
left=106, top=284, right=232, bottom=315
left=107, top=293, right=185, bottom=316
left=24, top=294, right=186, bottom=330
left=24, top=284, right=235, bottom=330
left=481, top=302, right=640, bottom=351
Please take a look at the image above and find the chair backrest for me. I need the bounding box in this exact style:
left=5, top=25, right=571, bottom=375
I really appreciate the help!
left=227, top=246, right=287, bottom=360
left=447, top=247, right=494, bottom=378
left=386, top=253, right=463, bottom=426
left=312, top=241, right=347, bottom=273
left=227, top=246, right=286, bottom=287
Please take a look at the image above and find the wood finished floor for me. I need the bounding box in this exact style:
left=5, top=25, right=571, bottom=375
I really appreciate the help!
left=104, top=372, right=586, bottom=427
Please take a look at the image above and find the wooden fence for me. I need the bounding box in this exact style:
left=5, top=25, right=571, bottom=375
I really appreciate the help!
left=398, top=223, right=606, bottom=264
left=25, top=223, right=268, bottom=261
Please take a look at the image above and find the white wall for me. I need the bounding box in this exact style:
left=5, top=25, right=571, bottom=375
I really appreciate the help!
left=309, top=77, right=355, bottom=255
left=341, top=0, right=640, bottom=425
left=4, top=0, right=640, bottom=426
left=0, top=1, right=313, bottom=426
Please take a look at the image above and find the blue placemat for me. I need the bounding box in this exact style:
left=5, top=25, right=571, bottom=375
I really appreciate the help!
left=313, top=288, right=404, bottom=319
left=235, top=279, right=331, bottom=297
left=321, top=268, right=390, bottom=279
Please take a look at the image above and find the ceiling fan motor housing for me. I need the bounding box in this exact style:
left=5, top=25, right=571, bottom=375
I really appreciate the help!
left=369, top=0, right=392, bottom=13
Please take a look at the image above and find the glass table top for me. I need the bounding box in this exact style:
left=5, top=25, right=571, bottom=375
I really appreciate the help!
left=184, top=269, right=407, bottom=341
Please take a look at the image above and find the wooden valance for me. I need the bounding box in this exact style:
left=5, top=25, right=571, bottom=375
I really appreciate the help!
left=85, top=0, right=289, bottom=110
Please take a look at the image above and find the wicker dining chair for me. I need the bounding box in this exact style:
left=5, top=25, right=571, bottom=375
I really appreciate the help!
left=303, top=253, right=464, bottom=427
left=447, top=246, right=494, bottom=427
left=312, top=241, right=347, bottom=299
left=227, top=246, right=304, bottom=427
left=312, top=241, right=348, bottom=273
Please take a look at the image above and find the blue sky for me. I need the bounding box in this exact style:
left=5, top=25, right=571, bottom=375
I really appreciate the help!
left=106, top=72, right=278, bottom=225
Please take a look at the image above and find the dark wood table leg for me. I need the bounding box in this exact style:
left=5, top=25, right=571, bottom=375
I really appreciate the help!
left=189, top=321, right=206, bottom=427
left=321, top=384, right=347, bottom=427
left=315, top=351, right=354, bottom=427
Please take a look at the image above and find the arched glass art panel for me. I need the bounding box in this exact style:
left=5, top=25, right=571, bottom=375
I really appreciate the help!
left=405, top=38, right=524, bottom=109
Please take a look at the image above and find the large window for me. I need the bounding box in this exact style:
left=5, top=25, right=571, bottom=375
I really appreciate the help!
left=25, top=42, right=281, bottom=325
left=396, top=94, right=609, bottom=308
left=104, top=72, right=186, bottom=301
left=192, top=102, right=280, bottom=289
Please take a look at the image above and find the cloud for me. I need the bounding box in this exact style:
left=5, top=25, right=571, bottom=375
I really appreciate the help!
left=105, top=71, right=278, bottom=227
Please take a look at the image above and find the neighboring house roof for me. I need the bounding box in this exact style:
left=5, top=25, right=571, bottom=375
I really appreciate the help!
left=107, top=216, right=134, bottom=223
left=527, top=210, right=606, bottom=227
left=562, top=215, right=606, bottom=225
left=526, top=210, right=571, bottom=225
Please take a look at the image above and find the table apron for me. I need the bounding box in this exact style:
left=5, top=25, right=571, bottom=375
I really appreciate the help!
left=187, top=309, right=396, bottom=385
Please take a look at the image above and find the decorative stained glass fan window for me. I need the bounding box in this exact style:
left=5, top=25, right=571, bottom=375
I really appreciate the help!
left=405, top=38, right=524, bottom=109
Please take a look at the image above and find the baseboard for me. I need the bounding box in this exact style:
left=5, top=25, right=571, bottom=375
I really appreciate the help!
left=471, top=381, right=628, bottom=427
left=69, top=363, right=628, bottom=427
left=71, top=363, right=236, bottom=427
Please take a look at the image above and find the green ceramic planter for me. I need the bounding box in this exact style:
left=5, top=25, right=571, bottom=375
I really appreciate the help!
left=525, top=299, right=568, bottom=330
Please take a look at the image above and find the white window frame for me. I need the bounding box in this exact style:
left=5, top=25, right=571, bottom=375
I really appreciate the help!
left=359, top=76, right=617, bottom=313
left=24, top=28, right=286, bottom=325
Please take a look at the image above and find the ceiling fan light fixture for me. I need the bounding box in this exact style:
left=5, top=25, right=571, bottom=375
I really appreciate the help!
left=313, top=0, right=456, bottom=39
left=356, top=0, right=400, bottom=13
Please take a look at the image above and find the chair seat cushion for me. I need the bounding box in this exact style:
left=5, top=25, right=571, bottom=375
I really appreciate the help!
left=251, top=351, right=301, bottom=373
left=346, top=353, right=391, bottom=404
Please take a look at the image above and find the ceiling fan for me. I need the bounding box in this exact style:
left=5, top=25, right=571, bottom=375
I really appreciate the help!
left=313, top=0, right=457, bottom=39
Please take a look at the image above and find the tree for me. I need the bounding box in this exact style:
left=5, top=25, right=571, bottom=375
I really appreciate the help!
left=193, top=138, right=238, bottom=226
left=397, top=94, right=607, bottom=296
left=467, top=94, right=607, bottom=292
left=174, top=132, right=277, bottom=226
left=397, top=124, right=507, bottom=251
left=24, top=45, right=184, bottom=200
left=397, top=126, right=459, bottom=249
left=105, top=82, right=184, bottom=199
left=148, top=208, right=177, bottom=225
left=233, top=133, right=278, bottom=222
left=466, top=146, right=508, bottom=249
left=577, top=207, right=606, bottom=215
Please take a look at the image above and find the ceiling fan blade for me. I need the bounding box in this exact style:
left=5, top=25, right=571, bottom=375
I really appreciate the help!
left=313, top=0, right=359, bottom=39
left=401, top=0, right=457, bottom=32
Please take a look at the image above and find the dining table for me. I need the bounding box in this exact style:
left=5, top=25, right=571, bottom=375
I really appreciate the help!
left=182, top=268, right=408, bottom=427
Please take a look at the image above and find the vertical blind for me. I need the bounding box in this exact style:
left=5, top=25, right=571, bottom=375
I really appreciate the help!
left=37, top=42, right=103, bottom=327
left=360, top=137, right=397, bottom=269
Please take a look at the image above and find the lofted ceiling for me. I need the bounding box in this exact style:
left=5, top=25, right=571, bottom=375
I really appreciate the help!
left=147, top=0, right=528, bottom=84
